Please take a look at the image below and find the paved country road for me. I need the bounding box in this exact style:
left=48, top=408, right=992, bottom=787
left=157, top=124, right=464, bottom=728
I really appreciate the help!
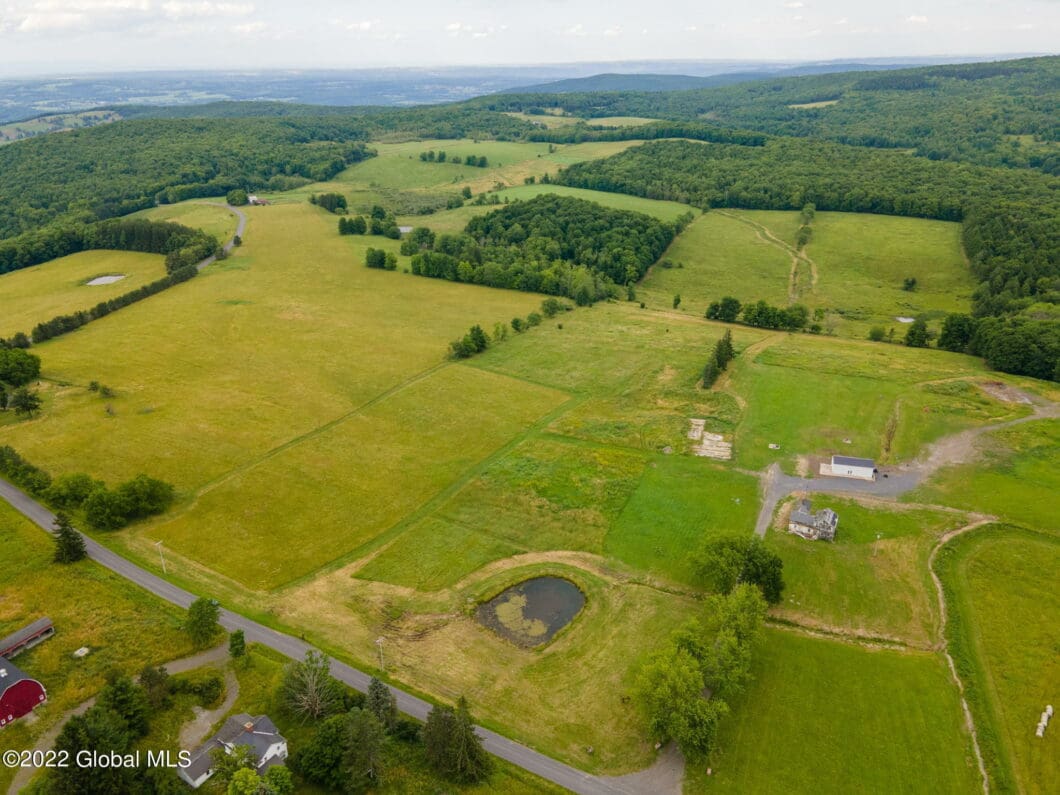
left=0, top=477, right=639, bottom=795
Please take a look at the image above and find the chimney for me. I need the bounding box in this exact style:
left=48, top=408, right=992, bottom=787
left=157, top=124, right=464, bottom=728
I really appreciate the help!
left=244, top=721, right=254, bottom=731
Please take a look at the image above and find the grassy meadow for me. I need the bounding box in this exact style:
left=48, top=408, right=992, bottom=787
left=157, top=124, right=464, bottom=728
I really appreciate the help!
left=0, top=250, right=166, bottom=338
left=691, top=628, right=981, bottom=793
left=638, top=208, right=974, bottom=339
left=768, top=496, right=964, bottom=646
left=937, top=527, right=1059, bottom=794
left=0, top=502, right=194, bottom=793
left=131, top=200, right=240, bottom=243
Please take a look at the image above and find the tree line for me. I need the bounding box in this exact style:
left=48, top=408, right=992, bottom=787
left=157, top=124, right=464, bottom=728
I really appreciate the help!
left=0, top=445, right=175, bottom=530
left=448, top=298, right=571, bottom=359
left=419, top=150, right=490, bottom=167
left=409, top=195, right=686, bottom=305
left=527, top=120, right=767, bottom=147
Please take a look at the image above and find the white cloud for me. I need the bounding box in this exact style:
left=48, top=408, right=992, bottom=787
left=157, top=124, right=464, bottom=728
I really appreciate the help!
left=906, top=15, right=928, bottom=23
left=161, top=2, right=253, bottom=19
left=684, top=24, right=697, bottom=32
left=834, top=17, right=848, bottom=26
left=784, top=1, right=804, bottom=8
left=16, top=0, right=152, bottom=32
left=232, top=20, right=264, bottom=34
left=564, top=23, right=585, bottom=36
left=603, top=25, right=620, bottom=37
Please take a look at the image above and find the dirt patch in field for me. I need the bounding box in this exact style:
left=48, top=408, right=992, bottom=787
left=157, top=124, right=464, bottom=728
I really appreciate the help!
left=978, top=381, right=1033, bottom=405
left=85, top=274, right=126, bottom=285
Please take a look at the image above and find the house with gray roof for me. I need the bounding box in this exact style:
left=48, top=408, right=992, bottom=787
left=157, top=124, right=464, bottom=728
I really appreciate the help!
left=178, top=713, right=287, bottom=789
left=788, top=499, right=839, bottom=542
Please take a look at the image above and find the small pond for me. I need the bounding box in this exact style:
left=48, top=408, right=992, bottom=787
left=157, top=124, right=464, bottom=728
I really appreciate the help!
left=475, top=576, right=585, bottom=647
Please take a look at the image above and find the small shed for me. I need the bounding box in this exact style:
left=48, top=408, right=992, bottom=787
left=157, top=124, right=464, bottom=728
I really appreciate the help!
left=788, top=499, right=839, bottom=542
left=0, top=618, right=54, bottom=659
left=0, top=657, right=47, bottom=728
left=820, top=455, right=877, bottom=481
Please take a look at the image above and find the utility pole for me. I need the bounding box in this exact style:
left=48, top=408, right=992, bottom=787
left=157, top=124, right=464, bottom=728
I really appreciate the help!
left=873, top=533, right=882, bottom=557
left=154, top=540, right=167, bottom=574
left=375, top=637, right=385, bottom=671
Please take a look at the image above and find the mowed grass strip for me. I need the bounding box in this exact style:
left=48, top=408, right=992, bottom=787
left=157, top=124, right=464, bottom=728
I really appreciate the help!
left=0, top=202, right=545, bottom=489
left=0, top=502, right=194, bottom=792
left=692, top=629, right=980, bottom=793
left=768, top=497, right=963, bottom=646
left=942, top=529, right=1060, bottom=794
left=150, top=365, right=567, bottom=590
left=0, top=250, right=166, bottom=338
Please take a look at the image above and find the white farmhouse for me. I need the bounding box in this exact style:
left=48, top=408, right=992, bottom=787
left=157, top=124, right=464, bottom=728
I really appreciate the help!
left=819, top=455, right=877, bottom=481
left=179, top=714, right=287, bottom=789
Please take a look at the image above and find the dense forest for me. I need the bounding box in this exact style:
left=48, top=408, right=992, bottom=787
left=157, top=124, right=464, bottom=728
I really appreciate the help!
left=476, top=56, right=1060, bottom=173
left=408, top=195, right=685, bottom=304
left=559, top=139, right=1059, bottom=379
left=0, top=119, right=375, bottom=240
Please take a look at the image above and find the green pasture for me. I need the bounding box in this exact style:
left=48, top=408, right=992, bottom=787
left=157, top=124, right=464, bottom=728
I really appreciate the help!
left=912, top=419, right=1060, bottom=533
left=589, top=116, right=661, bottom=127
left=643, top=208, right=973, bottom=339
left=806, top=212, right=975, bottom=335
left=360, top=437, right=646, bottom=590
left=131, top=200, right=239, bottom=243
left=0, top=250, right=166, bottom=338
left=639, top=211, right=793, bottom=312
left=1, top=202, right=545, bottom=490
left=937, top=528, right=1059, bottom=793
left=502, top=111, right=583, bottom=128
left=768, top=497, right=964, bottom=646
left=694, top=629, right=980, bottom=793
left=0, top=502, right=194, bottom=793
left=152, top=365, right=565, bottom=589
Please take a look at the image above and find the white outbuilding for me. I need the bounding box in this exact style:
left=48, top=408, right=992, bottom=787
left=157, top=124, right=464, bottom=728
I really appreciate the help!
left=819, top=455, right=878, bottom=481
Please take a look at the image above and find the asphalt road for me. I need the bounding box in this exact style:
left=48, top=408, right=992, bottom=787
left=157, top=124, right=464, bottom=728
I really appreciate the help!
left=0, top=477, right=634, bottom=794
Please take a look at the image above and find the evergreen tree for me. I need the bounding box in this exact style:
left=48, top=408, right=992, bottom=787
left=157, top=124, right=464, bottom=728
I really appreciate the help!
left=343, top=708, right=386, bottom=791
left=97, top=673, right=151, bottom=737
left=52, top=511, right=86, bottom=563
left=468, top=325, right=489, bottom=352
left=229, top=629, right=246, bottom=661
left=449, top=697, right=491, bottom=783
left=715, top=329, right=734, bottom=369
left=366, top=677, right=397, bottom=731
left=423, top=704, right=458, bottom=775
left=701, top=357, right=721, bottom=388
left=51, top=707, right=134, bottom=794
left=0, top=385, right=7, bottom=411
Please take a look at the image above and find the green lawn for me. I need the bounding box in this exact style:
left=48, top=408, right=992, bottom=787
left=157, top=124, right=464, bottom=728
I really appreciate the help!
left=937, top=528, right=1059, bottom=794
left=0, top=249, right=166, bottom=338
left=692, top=629, right=980, bottom=793
left=768, top=497, right=964, bottom=646
left=0, top=502, right=194, bottom=793
left=608, top=456, right=759, bottom=584
left=911, top=419, right=1060, bottom=533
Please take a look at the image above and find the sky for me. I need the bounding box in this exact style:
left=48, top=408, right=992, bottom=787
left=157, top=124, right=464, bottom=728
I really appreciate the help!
left=0, top=0, right=1057, bottom=75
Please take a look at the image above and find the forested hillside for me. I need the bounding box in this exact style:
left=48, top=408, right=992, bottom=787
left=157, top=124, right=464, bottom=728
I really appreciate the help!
left=477, top=56, right=1060, bottom=173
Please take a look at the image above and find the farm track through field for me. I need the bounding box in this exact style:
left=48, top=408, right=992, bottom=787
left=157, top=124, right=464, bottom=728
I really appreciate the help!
left=0, top=477, right=635, bottom=795
left=716, top=210, right=819, bottom=303
left=929, top=519, right=997, bottom=795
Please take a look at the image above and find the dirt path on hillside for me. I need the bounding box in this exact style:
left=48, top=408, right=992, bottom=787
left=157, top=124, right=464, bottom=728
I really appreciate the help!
left=7, top=645, right=229, bottom=795
left=718, top=210, right=819, bottom=303
left=928, top=520, right=996, bottom=795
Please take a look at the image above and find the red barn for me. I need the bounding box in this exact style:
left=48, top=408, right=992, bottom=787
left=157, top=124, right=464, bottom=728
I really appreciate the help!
left=0, top=657, right=47, bottom=728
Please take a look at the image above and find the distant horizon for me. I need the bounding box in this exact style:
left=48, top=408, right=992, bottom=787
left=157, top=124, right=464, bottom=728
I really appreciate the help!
left=2, top=51, right=1054, bottom=82
left=1, top=0, right=1056, bottom=78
